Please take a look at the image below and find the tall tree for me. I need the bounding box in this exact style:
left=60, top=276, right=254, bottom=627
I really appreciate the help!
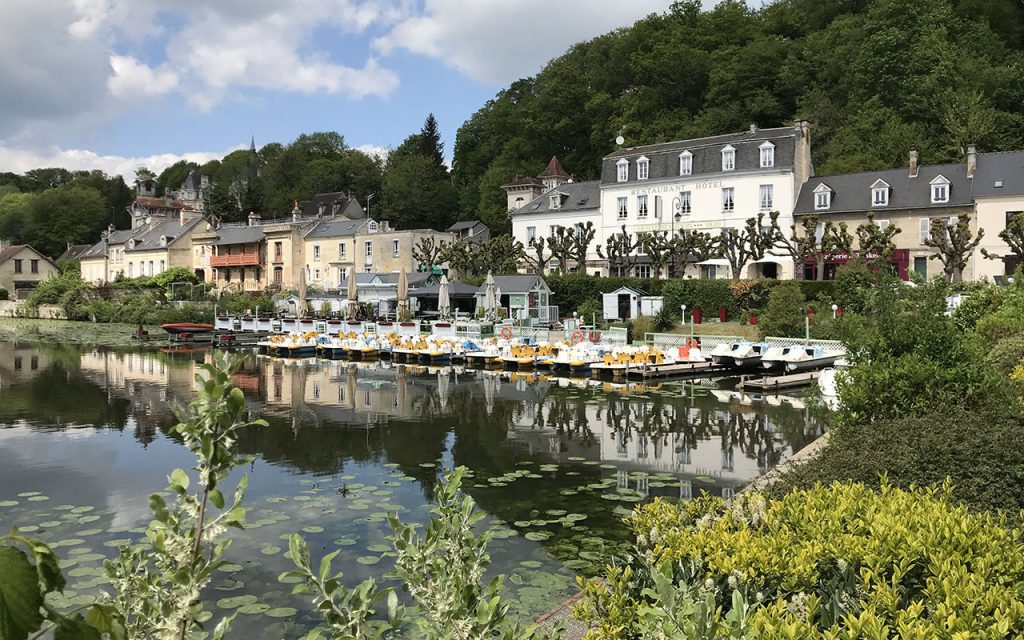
left=925, top=214, right=983, bottom=283
left=381, top=150, right=458, bottom=231
left=638, top=231, right=673, bottom=279
left=856, top=213, right=900, bottom=266
left=412, top=236, right=450, bottom=273
left=207, top=180, right=242, bottom=223
left=418, top=114, right=446, bottom=169
left=597, top=226, right=642, bottom=276
left=23, top=185, right=107, bottom=257
left=525, top=237, right=553, bottom=274
left=772, top=214, right=821, bottom=280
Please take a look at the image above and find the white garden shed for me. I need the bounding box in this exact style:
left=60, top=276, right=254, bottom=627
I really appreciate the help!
left=602, top=286, right=645, bottom=321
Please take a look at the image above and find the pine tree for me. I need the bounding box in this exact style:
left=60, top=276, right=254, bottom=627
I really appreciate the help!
left=419, top=114, right=445, bottom=170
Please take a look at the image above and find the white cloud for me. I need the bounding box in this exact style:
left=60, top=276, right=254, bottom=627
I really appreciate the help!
left=108, top=55, right=179, bottom=99
left=354, top=144, right=390, bottom=161
left=374, top=0, right=668, bottom=84
left=0, top=144, right=243, bottom=183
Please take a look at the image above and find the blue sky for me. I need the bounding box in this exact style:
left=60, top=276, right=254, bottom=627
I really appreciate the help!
left=0, top=0, right=718, bottom=179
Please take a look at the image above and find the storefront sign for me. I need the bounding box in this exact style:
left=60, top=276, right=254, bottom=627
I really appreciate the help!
left=628, top=181, right=723, bottom=196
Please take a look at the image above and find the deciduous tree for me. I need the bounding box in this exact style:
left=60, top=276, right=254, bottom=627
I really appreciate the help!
left=925, top=214, right=983, bottom=283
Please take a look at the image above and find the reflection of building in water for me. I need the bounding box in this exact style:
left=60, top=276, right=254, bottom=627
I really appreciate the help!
left=256, top=359, right=468, bottom=430
left=77, top=349, right=207, bottom=443
left=0, top=342, right=52, bottom=388
left=502, top=381, right=821, bottom=487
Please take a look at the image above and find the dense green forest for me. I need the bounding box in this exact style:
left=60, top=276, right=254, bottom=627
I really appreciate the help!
left=3, top=0, right=1024, bottom=257
left=452, top=0, right=1024, bottom=229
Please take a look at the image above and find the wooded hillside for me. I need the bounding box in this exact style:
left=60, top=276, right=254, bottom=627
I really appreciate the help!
left=452, top=0, right=1024, bottom=231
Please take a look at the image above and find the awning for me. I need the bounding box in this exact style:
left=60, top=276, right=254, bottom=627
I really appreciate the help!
left=696, top=258, right=731, bottom=267
left=752, top=256, right=787, bottom=264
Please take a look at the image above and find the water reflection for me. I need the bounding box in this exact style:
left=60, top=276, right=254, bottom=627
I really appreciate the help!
left=0, top=341, right=824, bottom=632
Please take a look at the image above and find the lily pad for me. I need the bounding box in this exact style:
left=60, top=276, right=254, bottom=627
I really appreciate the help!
left=260, top=546, right=282, bottom=556
left=238, top=603, right=270, bottom=615
left=216, top=595, right=258, bottom=609
left=356, top=556, right=380, bottom=565
left=0, top=501, right=18, bottom=507
left=524, top=531, right=551, bottom=542
left=301, top=526, right=324, bottom=534
left=217, top=563, right=244, bottom=573
left=265, top=607, right=297, bottom=618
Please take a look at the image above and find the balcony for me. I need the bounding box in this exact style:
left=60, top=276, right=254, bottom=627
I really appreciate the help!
left=211, top=253, right=262, bottom=267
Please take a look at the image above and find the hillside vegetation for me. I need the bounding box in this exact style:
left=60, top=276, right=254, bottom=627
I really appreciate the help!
left=452, top=0, right=1024, bottom=230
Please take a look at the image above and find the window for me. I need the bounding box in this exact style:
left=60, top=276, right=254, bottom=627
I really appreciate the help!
left=617, top=197, right=628, bottom=219
left=679, top=150, right=692, bottom=176
left=314, top=268, right=320, bottom=280
left=128, top=262, right=133, bottom=277
left=637, top=195, right=649, bottom=218
left=721, top=145, right=735, bottom=171
left=13, top=259, right=22, bottom=273
left=148, top=261, right=153, bottom=276
left=526, top=226, right=536, bottom=242
left=514, top=196, right=524, bottom=209
left=871, top=179, right=890, bottom=206
left=364, top=241, right=372, bottom=257
left=760, top=142, right=775, bottom=168
left=30, top=259, right=39, bottom=274
left=722, top=187, right=735, bottom=212
left=392, top=239, right=400, bottom=257
left=877, top=219, right=890, bottom=231
left=549, top=194, right=561, bottom=209
left=759, top=184, right=774, bottom=210
left=616, top=158, right=629, bottom=182
left=931, top=175, right=950, bottom=203
left=313, top=244, right=320, bottom=261
left=678, top=191, right=692, bottom=216
left=815, top=191, right=831, bottom=210
left=699, top=264, right=717, bottom=279
left=815, top=222, right=825, bottom=244
left=634, top=264, right=652, bottom=279
left=158, top=260, right=164, bottom=273
left=338, top=242, right=346, bottom=259
left=368, top=221, right=379, bottom=233
left=914, top=256, right=928, bottom=277
left=549, top=225, right=557, bottom=237
left=637, top=156, right=650, bottom=180
left=919, top=217, right=931, bottom=244
left=274, top=241, right=283, bottom=261
left=274, top=267, right=283, bottom=285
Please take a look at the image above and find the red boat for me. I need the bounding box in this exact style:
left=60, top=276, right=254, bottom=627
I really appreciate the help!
left=161, top=322, right=215, bottom=335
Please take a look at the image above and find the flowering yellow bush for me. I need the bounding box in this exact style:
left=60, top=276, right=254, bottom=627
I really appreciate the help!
left=576, top=482, right=1024, bottom=639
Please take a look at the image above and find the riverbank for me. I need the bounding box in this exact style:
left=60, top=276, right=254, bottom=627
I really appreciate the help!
left=0, top=318, right=160, bottom=348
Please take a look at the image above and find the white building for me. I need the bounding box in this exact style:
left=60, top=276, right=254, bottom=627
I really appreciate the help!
left=507, top=123, right=814, bottom=279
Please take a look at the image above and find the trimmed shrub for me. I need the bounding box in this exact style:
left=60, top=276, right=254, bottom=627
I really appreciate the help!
left=0, top=287, right=7, bottom=300
left=796, top=280, right=835, bottom=303
left=776, top=407, right=1024, bottom=513
left=661, top=279, right=735, bottom=316
left=578, top=482, right=1024, bottom=638
left=757, top=282, right=806, bottom=339
left=576, top=298, right=602, bottom=324
left=986, top=333, right=1024, bottom=375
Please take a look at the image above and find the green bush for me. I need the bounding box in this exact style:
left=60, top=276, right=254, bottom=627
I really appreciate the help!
left=651, top=305, right=676, bottom=332
left=25, top=271, right=91, bottom=310
left=757, top=282, right=806, bottom=339
left=776, top=407, right=1024, bottom=514
left=830, top=259, right=875, bottom=313
left=578, top=482, right=1024, bottom=638
left=661, top=279, right=735, bottom=316
left=952, top=284, right=1005, bottom=332
left=547, top=274, right=663, bottom=317
left=986, top=333, right=1024, bottom=375
left=0, top=287, right=7, bottom=300
left=576, top=298, right=602, bottom=324
left=796, top=279, right=835, bottom=303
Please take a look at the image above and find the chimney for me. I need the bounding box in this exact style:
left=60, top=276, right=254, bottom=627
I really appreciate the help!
left=967, top=144, right=977, bottom=178
left=292, top=200, right=302, bottom=222
left=793, top=120, right=813, bottom=187
left=908, top=149, right=919, bottom=178
left=750, top=123, right=759, bottom=134
left=247, top=211, right=261, bottom=227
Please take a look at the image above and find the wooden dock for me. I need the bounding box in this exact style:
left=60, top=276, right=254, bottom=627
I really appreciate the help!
left=626, top=361, right=731, bottom=380
left=740, top=371, right=820, bottom=390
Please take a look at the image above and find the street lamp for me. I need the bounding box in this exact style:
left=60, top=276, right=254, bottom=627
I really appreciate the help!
left=831, top=303, right=838, bottom=319
left=680, top=304, right=686, bottom=324
left=365, top=193, right=375, bottom=218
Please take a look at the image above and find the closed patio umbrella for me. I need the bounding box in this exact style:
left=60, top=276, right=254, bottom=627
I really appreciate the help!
left=437, top=275, right=451, bottom=320
left=484, top=271, right=497, bottom=321
left=298, top=267, right=308, bottom=317
left=397, top=267, right=409, bottom=319
left=346, top=266, right=358, bottom=319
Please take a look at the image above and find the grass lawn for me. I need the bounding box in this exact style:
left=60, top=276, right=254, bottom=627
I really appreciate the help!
left=0, top=318, right=162, bottom=348
left=660, top=320, right=759, bottom=340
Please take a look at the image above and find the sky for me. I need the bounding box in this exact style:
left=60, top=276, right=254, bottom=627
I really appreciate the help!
left=0, top=0, right=714, bottom=181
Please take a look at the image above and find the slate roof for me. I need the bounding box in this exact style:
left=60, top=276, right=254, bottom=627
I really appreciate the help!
left=538, top=156, right=570, bottom=179
left=59, top=244, right=92, bottom=262
left=501, top=175, right=545, bottom=189
left=510, top=180, right=601, bottom=217
left=80, top=227, right=148, bottom=259
left=602, top=126, right=800, bottom=185
left=973, top=150, right=1024, bottom=197
left=125, top=217, right=204, bottom=252
left=339, top=272, right=432, bottom=287
left=183, top=170, right=199, bottom=191
left=794, top=163, right=972, bottom=215
left=304, top=219, right=370, bottom=239
left=409, top=282, right=479, bottom=298
left=476, top=275, right=550, bottom=295
left=300, top=192, right=366, bottom=219
left=448, top=220, right=485, bottom=232
left=211, top=226, right=265, bottom=246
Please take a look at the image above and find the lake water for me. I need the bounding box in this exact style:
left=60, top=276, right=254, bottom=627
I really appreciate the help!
left=0, top=340, right=824, bottom=637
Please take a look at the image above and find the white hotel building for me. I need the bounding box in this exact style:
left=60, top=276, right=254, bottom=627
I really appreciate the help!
left=506, top=122, right=813, bottom=279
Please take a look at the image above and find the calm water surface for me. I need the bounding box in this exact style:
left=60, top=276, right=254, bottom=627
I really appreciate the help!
left=0, top=340, right=824, bottom=637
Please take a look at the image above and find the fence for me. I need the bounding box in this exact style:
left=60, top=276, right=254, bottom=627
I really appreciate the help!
left=604, top=326, right=629, bottom=345
left=644, top=332, right=847, bottom=354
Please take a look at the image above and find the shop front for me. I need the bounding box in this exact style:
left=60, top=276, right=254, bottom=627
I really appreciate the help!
left=804, top=249, right=911, bottom=281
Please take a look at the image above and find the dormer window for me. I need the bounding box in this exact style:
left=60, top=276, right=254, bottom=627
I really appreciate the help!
left=128, top=239, right=136, bottom=249
left=368, top=221, right=379, bottom=233
left=616, top=158, right=629, bottom=182
left=721, top=145, right=735, bottom=171
left=549, top=194, right=562, bottom=210
left=871, top=179, right=890, bottom=207
left=930, top=175, right=950, bottom=203
left=637, top=156, right=650, bottom=180
left=759, top=141, right=775, bottom=168
left=679, top=150, right=692, bottom=176
left=813, top=183, right=832, bottom=210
